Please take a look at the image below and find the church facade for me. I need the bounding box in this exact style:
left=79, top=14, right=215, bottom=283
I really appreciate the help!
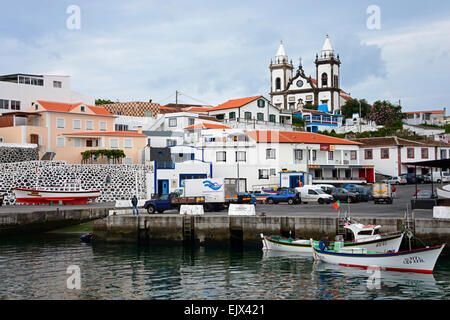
left=269, top=36, right=350, bottom=114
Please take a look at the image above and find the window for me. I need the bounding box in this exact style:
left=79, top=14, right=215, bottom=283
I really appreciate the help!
left=381, top=148, right=390, bottom=159
left=124, top=138, right=133, bottom=149
left=236, top=151, right=246, bottom=162
left=188, top=118, right=195, bottom=126
left=258, top=169, right=269, bottom=179
left=421, top=148, right=429, bottom=159
left=350, top=150, right=357, bottom=160
left=365, top=149, right=373, bottom=160
left=11, top=100, right=20, bottom=110
left=53, top=81, right=62, bottom=88
left=257, top=113, right=264, bottom=121
left=0, top=99, right=9, bottom=109
left=266, top=148, right=276, bottom=160
left=312, top=150, right=317, bottom=161
left=73, top=119, right=81, bottom=130
left=166, top=139, right=177, bottom=147
left=86, top=139, right=99, bottom=148
left=441, top=149, right=448, bottom=159
left=56, top=137, right=65, bottom=147
left=275, top=78, right=281, bottom=90
left=229, top=112, right=236, bottom=119
left=216, top=114, right=225, bottom=120
left=294, top=149, right=303, bottom=161
left=80, top=106, right=86, bottom=112
left=270, top=168, right=277, bottom=176
left=257, top=99, right=265, bottom=108
left=56, top=118, right=65, bottom=129
left=216, top=151, right=226, bottom=162
left=269, top=114, right=276, bottom=123
left=328, top=151, right=334, bottom=160
left=407, top=148, right=415, bottom=159
left=86, top=120, right=94, bottom=131
left=321, top=73, right=328, bottom=87
left=169, top=118, right=177, bottom=127
left=110, top=138, right=119, bottom=149
left=73, top=138, right=81, bottom=147
left=244, top=112, right=252, bottom=120
left=115, top=124, right=129, bottom=131
left=99, top=121, right=107, bottom=131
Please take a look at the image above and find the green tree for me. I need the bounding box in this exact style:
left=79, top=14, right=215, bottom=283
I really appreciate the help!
left=341, top=99, right=372, bottom=119
left=95, top=99, right=115, bottom=105
left=303, top=103, right=318, bottom=110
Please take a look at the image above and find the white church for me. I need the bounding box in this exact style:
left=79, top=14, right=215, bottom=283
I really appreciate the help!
left=269, top=35, right=352, bottom=114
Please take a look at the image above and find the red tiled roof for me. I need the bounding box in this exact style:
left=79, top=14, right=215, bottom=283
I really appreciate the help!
left=209, top=96, right=262, bottom=111
left=351, top=137, right=424, bottom=147
left=63, top=131, right=146, bottom=137
left=184, top=122, right=231, bottom=130
left=36, top=100, right=114, bottom=117
left=182, top=106, right=212, bottom=112
left=404, top=110, right=444, bottom=114
left=245, top=130, right=361, bottom=145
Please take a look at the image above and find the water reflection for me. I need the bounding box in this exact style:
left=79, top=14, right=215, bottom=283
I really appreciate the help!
left=0, top=234, right=448, bottom=300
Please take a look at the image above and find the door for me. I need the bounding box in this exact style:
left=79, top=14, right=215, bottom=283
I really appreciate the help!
left=158, top=179, right=169, bottom=195
left=289, top=175, right=300, bottom=188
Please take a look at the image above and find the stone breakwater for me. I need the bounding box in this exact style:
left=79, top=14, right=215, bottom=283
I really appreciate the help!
left=0, top=161, right=152, bottom=205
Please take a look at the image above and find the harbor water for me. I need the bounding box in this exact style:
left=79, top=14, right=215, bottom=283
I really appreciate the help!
left=0, top=232, right=449, bottom=300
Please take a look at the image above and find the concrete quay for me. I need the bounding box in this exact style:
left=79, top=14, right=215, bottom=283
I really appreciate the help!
left=93, top=214, right=450, bottom=250
left=0, top=203, right=114, bottom=236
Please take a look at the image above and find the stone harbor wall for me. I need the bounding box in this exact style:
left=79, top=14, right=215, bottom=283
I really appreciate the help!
left=0, top=143, right=39, bottom=163
left=0, top=161, right=152, bottom=205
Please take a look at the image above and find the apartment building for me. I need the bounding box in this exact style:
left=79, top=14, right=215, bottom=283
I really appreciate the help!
left=0, top=100, right=146, bottom=164
left=0, top=73, right=94, bottom=114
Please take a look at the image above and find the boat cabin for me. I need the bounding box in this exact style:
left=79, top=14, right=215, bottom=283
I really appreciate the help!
left=344, top=222, right=382, bottom=243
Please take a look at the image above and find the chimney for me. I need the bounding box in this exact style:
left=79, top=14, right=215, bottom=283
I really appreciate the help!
left=137, top=126, right=143, bottom=134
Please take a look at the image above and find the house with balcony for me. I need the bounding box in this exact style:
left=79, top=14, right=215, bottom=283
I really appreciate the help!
left=404, top=109, right=446, bottom=126
left=191, top=129, right=371, bottom=191
left=293, top=105, right=343, bottom=133
left=207, top=96, right=293, bottom=131
left=0, top=100, right=147, bottom=164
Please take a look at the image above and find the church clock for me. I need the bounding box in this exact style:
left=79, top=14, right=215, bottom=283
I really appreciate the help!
left=296, top=80, right=304, bottom=88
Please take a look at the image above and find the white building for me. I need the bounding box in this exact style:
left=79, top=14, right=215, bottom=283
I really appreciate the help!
left=269, top=36, right=349, bottom=113
left=404, top=109, right=446, bottom=126
left=207, top=95, right=293, bottom=130
left=0, top=73, right=94, bottom=114
left=352, top=136, right=450, bottom=177
left=192, top=129, right=371, bottom=191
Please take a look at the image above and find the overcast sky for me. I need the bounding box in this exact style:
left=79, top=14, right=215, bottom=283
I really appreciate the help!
left=1, top=0, right=450, bottom=111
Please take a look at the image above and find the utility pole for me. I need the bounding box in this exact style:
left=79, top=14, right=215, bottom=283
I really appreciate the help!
left=359, top=100, right=362, bottom=133
left=176, top=90, right=178, bottom=108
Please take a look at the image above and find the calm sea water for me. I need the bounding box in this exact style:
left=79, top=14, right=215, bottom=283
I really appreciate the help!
left=0, top=233, right=448, bottom=300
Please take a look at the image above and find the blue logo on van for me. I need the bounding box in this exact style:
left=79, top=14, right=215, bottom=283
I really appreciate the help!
left=203, top=180, right=223, bottom=191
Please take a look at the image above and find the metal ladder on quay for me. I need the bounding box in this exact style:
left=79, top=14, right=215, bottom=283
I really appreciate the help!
left=183, top=215, right=194, bottom=243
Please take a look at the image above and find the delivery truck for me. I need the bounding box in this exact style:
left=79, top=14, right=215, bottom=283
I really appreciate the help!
left=373, top=182, right=393, bottom=204
left=144, top=178, right=252, bottom=214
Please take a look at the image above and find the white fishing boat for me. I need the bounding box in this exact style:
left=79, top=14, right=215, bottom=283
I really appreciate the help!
left=13, top=181, right=101, bottom=205
left=261, top=218, right=404, bottom=254
left=312, top=243, right=446, bottom=274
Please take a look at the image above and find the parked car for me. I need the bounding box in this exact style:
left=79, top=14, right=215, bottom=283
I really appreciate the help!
left=266, top=188, right=301, bottom=205
left=412, top=190, right=437, bottom=199
left=382, top=176, right=407, bottom=185
left=426, top=172, right=450, bottom=183
left=314, top=184, right=335, bottom=195
left=345, top=185, right=372, bottom=202
left=330, top=187, right=359, bottom=203
left=295, top=186, right=334, bottom=204
left=400, top=173, right=417, bottom=184
left=419, top=174, right=432, bottom=183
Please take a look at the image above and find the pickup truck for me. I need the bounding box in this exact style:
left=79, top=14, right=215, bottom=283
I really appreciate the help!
left=144, top=193, right=207, bottom=214
left=265, top=188, right=301, bottom=205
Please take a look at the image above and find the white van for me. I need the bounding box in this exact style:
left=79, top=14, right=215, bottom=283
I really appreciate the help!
left=295, top=186, right=334, bottom=204
left=430, top=172, right=450, bottom=183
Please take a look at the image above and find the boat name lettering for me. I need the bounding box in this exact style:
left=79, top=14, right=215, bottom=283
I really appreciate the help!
left=376, top=241, right=387, bottom=247
left=403, top=256, right=425, bottom=265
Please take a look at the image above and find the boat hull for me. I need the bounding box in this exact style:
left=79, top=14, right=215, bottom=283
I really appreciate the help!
left=13, top=188, right=101, bottom=205
left=314, top=244, right=445, bottom=274
left=261, top=233, right=404, bottom=254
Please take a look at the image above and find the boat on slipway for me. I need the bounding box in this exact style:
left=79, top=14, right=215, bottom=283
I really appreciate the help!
left=261, top=218, right=404, bottom=254
left=312, top=244, right=446, bottom=274
left=13, top=181, right=101, bottom=205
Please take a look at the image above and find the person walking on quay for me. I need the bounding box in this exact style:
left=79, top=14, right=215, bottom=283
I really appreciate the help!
left=131, top=195, right=139, bottom=216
